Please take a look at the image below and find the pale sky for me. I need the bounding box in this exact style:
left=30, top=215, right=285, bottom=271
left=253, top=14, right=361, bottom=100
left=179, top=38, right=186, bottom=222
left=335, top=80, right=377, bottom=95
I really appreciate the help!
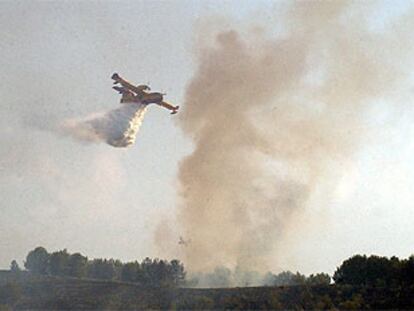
left=1, top=0, right=413, bottom=275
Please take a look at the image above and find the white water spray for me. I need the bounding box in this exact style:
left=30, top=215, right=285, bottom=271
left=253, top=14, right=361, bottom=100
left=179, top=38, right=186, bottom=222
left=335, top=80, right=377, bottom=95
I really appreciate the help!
left=61, top=103, right=148, bottom=148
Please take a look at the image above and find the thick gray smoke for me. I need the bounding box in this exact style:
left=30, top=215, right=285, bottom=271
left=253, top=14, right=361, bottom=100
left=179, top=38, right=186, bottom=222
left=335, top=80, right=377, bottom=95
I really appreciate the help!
left=174, top=1, right=413, bottom=273
left=61, top=103, right=148, bottom=147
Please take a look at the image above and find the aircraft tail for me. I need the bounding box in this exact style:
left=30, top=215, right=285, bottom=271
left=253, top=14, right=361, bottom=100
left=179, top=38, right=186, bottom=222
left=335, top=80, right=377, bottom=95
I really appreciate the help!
left=170, top=106, right=179, bottom=114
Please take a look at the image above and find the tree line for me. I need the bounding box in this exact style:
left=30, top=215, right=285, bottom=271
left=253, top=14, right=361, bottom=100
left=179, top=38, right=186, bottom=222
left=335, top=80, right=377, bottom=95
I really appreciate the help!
left=11, top=247, right=414, bottom=289
left=333, top=254, right=414, bottom=287
left=21, top=247, right=185, bottom=287
left=3, top=250, right=414, bottom=310
left=264, top=254, right=414, bottom=288
left=188, top=267, right=331, bottom=288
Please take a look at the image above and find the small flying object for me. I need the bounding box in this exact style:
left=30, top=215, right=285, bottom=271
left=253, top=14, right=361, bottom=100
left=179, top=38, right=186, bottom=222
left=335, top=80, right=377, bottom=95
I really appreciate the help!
left=111, top=73, right=179, bottom=115
left=178, top=236, right=191, bottom=247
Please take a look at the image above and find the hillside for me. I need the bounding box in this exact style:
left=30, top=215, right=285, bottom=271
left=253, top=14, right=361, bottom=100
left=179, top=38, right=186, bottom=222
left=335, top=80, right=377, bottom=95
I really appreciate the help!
left=1, top=272, right=413, bottom=310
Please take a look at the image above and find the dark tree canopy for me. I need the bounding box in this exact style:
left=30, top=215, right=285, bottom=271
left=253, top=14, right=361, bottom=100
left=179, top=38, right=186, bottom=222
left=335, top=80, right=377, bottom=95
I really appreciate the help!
left=10, top=260, right=21, bottom=272
left=21, top=247, right=186, bottom=288
left=306, top=273, right=331, bottom=286
left=87, top=259, right=116, bottom=280
left=121, top=262, right=140, bottom=283
left=333, top=254, right=413, bottom=287
left=49, top=249, right=70, bottom=276
left=68, top=253, right=88, bottom=278
left=24, top=247, right=50, bottom=274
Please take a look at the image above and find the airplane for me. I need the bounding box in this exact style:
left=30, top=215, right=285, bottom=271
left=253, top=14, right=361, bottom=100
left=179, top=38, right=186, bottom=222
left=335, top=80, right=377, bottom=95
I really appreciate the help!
left=111, top=73, right=179, bottom=115
left=178, top=236, right=191, bottom=246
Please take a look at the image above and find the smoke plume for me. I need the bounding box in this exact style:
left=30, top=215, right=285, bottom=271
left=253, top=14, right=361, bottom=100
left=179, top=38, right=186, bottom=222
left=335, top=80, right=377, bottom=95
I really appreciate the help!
left=175, top=1, right=413, bottom=272
left=61, top=103, right=148, bottom=147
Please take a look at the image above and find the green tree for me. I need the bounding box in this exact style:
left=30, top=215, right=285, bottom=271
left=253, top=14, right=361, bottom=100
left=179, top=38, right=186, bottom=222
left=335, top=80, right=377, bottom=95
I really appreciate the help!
left=136, top=258, right=185, bottom=287
left=272, top=271, right=306, bottom=286
left=67, top=253, right=88, bottom=278
left=169, top=259, right=186, bottom=287
left=121, top=262, right=139, bottom=282
left=139, top=258, right=167, bottom=287
left=24, top=247, right=50, bottom=274
left=139, top=257, right=157, bottom=286
left=112, top=259, right=123, bottom=281
left=333, top=254, right=368, bottom=285
left=49, top=249, right=70, bottom=276
left=334, top=254, right=403, bottom=287
left=401, top=255, right=414, bottom=286
left=9, top=260, right=20, bottom=273
left=306, top=273, right=331, bottom=286
left=338, top=293, right=364, bottom=309
left=292, top=272, right=306, bottom=285
left=155, top=260, right=170, bottom=286
left=87, top=259, right=116, bottom=280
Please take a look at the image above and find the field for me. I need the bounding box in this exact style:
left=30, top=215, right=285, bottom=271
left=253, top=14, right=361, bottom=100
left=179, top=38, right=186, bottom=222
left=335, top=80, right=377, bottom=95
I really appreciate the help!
left=1, top=272, right=413, bottom=310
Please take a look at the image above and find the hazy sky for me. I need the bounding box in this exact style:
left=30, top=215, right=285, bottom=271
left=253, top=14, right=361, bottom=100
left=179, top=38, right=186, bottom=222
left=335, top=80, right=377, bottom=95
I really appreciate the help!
left=1, top=0, right=414, bottom=275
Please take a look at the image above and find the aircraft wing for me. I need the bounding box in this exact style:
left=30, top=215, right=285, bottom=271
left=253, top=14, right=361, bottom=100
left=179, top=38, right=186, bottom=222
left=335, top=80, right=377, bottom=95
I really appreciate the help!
left=113, top=86, right=137, bottom=103
left=112, top=73, right=147, bottom=95
left=112, top=86, right=134, bottom=96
